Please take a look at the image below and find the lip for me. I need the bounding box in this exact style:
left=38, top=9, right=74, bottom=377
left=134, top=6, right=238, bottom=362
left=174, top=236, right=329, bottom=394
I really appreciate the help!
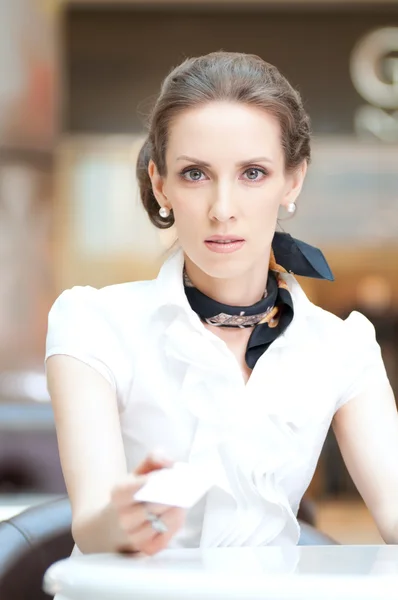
left=205, top=235, right=245, bottom=242
left=204, top=238, right=245, bottom=254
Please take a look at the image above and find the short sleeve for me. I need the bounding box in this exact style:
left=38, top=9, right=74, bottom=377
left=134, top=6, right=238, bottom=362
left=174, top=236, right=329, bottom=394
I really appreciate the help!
left=335, top=311, right=391, bottom=411
left=45, top=286, right=118, bottom=390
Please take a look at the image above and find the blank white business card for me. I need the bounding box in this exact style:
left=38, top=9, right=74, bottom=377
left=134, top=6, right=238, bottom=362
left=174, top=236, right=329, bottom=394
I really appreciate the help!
left=133, top=462, right=215, bottom=509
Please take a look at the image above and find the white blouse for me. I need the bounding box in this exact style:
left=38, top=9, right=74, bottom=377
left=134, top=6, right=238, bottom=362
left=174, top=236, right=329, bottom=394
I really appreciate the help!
left=45, top=248, right=390, bottom=550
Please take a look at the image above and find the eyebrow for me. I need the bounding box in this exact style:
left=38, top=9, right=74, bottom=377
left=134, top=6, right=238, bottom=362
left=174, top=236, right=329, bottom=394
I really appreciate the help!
left=176, top=155, right=274, bottom=166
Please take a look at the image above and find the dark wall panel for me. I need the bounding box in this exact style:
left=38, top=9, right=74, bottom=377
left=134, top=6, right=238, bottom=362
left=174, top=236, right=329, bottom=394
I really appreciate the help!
left=64, top=4, right=398, bottom=134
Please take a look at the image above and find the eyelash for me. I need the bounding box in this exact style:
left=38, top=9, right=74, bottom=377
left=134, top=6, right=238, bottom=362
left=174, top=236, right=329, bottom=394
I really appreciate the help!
left=178, top=166, right=269, bottom=183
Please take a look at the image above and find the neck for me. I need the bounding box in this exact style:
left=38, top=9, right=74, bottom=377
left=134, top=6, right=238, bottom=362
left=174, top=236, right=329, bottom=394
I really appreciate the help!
left=184, top=250, right=271, bottom=307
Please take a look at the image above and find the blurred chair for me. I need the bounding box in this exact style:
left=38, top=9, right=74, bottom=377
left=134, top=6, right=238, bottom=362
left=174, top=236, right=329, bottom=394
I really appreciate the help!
left=0, top=496, right=73, bottom=600
left=0, top=496, right=337, bottom=600
left=297, top=496, right=316, bottom=526
left=298, top=521, right=338, bottom=545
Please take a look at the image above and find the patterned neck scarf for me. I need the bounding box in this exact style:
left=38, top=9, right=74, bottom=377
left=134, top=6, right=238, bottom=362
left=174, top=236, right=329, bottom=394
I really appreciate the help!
left=183, top=232, right=333, bottom=369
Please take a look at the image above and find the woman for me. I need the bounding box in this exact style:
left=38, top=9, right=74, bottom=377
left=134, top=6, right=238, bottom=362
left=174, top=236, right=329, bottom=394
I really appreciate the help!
left=46, top=52, right=398, bottom=557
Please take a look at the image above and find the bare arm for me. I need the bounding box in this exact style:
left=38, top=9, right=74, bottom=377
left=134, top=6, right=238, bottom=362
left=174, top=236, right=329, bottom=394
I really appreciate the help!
left=46, top=354, right=130, bottom=552
left=47, top=355, right=185, bottom=554
left=333, top=380, right=398, bottom=543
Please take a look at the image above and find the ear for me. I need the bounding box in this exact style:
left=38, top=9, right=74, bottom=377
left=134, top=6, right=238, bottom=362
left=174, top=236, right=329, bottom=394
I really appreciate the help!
left=148, top=159, right=170, bottom=208
left=280, top=160, right=308, bottom=209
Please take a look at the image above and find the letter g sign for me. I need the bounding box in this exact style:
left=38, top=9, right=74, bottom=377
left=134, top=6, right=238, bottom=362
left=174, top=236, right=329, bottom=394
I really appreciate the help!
left=350, top=27, right=398, bottom=109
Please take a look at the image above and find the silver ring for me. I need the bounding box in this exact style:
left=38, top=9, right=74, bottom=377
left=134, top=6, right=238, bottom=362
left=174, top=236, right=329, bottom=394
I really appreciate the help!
left=146, top=511, right=168, bottom=534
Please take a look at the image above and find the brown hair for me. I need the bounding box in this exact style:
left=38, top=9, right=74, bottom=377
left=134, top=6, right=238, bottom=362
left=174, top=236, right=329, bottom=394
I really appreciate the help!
left=136, top=51, right=311, bottom=229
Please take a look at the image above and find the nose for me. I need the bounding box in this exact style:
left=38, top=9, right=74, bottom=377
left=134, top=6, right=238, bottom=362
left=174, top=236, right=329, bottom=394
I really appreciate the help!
left=208, top=182, right=236, bottom=223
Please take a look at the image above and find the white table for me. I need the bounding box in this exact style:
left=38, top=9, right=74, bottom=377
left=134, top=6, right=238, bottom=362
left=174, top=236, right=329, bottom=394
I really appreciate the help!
left=44, top=546, right=398, bottom=600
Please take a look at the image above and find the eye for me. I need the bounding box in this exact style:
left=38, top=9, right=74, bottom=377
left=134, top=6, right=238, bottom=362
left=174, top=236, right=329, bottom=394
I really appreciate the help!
left=180, top=168, right=206, bottom=182
left=242, top=167, right=268, bottom=181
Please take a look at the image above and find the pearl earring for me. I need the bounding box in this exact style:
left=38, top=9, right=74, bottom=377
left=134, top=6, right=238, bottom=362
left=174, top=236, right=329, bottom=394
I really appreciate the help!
left=159, top=206, right=170, bottom=219
left=287, top=202, right=296, bottom=214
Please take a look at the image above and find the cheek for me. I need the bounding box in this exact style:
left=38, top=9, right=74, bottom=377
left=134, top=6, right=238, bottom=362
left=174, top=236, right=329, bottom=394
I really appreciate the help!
left=171, top=190, right=206, bottom=221
left=242, top=183, right=284, bottom=219
left=170, top=200, right=202, bottom=243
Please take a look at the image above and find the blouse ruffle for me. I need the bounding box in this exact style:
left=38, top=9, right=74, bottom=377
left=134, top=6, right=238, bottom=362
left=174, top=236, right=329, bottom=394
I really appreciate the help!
left=161, top=316, right=301, bottom=548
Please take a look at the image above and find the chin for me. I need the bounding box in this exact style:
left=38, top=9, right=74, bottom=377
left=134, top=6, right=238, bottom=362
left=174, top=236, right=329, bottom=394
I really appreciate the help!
left=187, top=248, right=249, bottom=280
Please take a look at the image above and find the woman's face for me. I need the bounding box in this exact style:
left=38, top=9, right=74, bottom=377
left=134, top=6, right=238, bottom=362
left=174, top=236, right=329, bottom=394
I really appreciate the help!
left=149, top=101, right=306, bottom=281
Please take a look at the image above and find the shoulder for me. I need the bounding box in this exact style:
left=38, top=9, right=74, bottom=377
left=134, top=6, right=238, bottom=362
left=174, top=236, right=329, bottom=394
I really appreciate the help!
left=306, top=302, right=378, bottom=351
left=286, top=274, right=377, bottom=350
left=46, top=278, right=159, bottom=362
left=287, top=275, right=382, bottom=383
left=303, top=301, right=388, bottom=409
left=310, top=303, right=372, bottom=334
left=45, top=279, right=159, bottom=395
left=48, top=279, right=157, bottom=325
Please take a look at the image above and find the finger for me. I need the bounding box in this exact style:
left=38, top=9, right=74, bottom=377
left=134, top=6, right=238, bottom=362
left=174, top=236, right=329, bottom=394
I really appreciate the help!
left=141, top=507, right=186, bottom=556
left=111, top=474, right=148, bottom=509
left=135, top=453, right=173, bottom=475
left=118, top=501, right=171, bottom=532
left=126, top=507, right=185, bottom=553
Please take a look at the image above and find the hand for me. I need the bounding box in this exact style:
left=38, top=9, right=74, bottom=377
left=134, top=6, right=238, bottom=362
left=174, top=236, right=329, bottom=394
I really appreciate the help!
left=110, top=454, right=186, bottom=556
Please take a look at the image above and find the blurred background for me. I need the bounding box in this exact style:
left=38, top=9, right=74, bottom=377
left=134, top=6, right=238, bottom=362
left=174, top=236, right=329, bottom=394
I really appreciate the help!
left=0, top=0, right=397, bottom=544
